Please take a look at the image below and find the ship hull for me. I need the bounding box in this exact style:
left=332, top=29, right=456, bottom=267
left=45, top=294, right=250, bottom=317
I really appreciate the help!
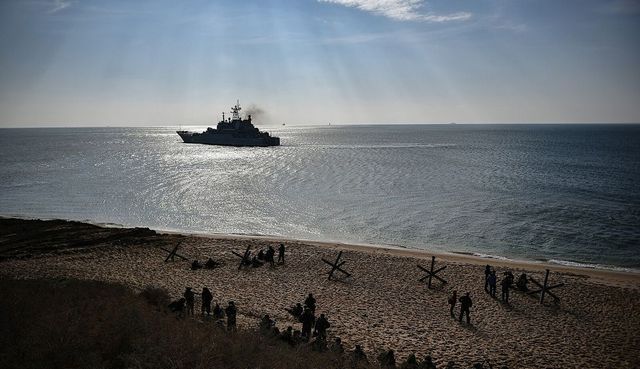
left=177, top=131, right=279, bottom=147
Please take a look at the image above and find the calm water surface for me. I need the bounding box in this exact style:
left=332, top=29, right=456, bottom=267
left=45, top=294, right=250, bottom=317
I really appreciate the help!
left=1, top=124, right=639, bottom=270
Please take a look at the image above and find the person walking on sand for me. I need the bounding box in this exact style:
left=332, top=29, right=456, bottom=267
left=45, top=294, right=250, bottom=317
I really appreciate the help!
left=278, top=243, right=286, bottom=264
left=184, top=287, right=195, bottom=316
left=484, top=265, right=491, bottom=292
left=314, top=313, right=330, bottom=340
left=448, top=290, right=457, bottom=318
left=225, top=301, right=237, bottom=331
left=459, top=292, right=472, bottom=324
left=201, top=287, right=213, bottom=316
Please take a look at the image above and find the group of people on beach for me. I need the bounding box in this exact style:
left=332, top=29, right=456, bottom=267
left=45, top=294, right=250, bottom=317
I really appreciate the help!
left=446, top=265, right=532, bottom=325
left=241, top=243, right=286, bottom=268
left=168, top=287, right=238, bottom=330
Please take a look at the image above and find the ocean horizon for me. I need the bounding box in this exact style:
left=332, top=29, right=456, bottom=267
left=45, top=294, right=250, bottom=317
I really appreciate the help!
left=1, top=124, right=639, bottom=271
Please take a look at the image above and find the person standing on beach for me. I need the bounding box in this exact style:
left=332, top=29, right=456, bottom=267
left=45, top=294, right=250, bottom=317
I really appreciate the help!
left=184, top=287, right=195, bottom=316
left=484, top=265, right=491, bottom=292
left=459, top=292, right=472, bottom=324
left=314, top=313, right=330, bottom=340
left=488, top=270, right=497, bottom=298
left=501, top=271, right=514, bottom=303
left=278, top=243, right=285, bottom=264
left=201, top=287, right=213, bottom=316
left=448, top=290, right=457, bottom=318
left=225, top=301, right=237, bottom=331
left=305, top=293, right=316, bottom=312
left=266, top=246, right=276, bottom=267
left=300, top=307, right=316, bottom=341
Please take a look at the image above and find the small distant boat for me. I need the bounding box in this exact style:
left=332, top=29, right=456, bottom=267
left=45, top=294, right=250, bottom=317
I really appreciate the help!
left=177, top=101, right=280, bottom=147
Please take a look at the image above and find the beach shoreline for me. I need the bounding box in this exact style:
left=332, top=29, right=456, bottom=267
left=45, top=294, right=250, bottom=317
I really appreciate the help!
left=3, top=214, right=639, bottom=286
left=1, top=216, right=639, bottom=368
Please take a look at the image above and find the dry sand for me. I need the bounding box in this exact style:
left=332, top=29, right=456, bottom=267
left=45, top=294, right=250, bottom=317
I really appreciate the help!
left=1, top=218, right=639, bottom=368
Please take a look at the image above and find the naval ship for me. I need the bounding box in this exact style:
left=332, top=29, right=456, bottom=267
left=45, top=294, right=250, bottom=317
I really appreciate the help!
left=177, top=101, right=280, bottom=147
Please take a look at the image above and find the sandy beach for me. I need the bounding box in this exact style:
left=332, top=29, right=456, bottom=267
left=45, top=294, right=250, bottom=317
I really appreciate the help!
left=1, top=218, right=639, bottom=369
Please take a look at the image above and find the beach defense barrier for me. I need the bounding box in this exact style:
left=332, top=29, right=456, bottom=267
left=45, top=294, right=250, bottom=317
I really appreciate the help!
left=322, top=251, right=351, bottom=281
left=527, top=269, right=565, bottom=304
left=232, top=245, right=252, bottom=270
left=160, top=241, right=189, bottom=262
left=417, top=256, right=448, bottom=289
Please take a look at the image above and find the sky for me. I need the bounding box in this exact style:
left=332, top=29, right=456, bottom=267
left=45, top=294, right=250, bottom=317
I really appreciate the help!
left=0, top=0, right=639, bottom=127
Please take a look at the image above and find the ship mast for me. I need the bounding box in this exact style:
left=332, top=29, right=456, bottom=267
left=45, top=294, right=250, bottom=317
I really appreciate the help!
left=231, top=100, right=242, bottom=121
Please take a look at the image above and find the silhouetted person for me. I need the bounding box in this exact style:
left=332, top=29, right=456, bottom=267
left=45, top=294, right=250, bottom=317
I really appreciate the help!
left=352, top=345, right=368, bottom=364
left=286, top=302, right=303, bottom=319
left=280, top=326, right=294, bottom=345
left=168, top=298, right=185, bottom=315
left=184, top=287, right=195, bottom=316
left=225, top=301, right=237, bottom=331
left=422, top=355, right=437, bottom=369
left=305, top=293, right=316, bottom=312
left=260, top=314, right=275, bottom=333
left=488, top=270, right=497, bottom=298
left=459, top=292, right=472, bottom=324
left=331, top=337, right=344, bottom=354
left=191, top=260, right=202, bottom=270
left=278, top=243, right=285, bottom=264
left=501, top=271, right=513, bottom=303
left=265, top=246, right=275, bottom=266
left=204, top=257, right=220, bottom=269
left=213, top=302, right=224, bottom=320
left=378, top=349, right=396, bottom=368
left=257, top=249, right=265, bottom=260
left=448, top=290, right=457, bottom=318
left=516, top=273, right=529, bottom=291
left=484, top=265, right=491, bottom=292
left=314, top=313, right=330, bottom=340
left=201, top=287, right=213, bottom=316
left=300, top=307, right=315, bottom=341
left=401, top=353, right=419, bottom=369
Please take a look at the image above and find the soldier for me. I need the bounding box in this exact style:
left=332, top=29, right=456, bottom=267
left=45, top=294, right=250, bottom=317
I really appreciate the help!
left=168, top=298, right=185, bottom=316
left=191, top=260, right=202, bottom=270
left=280, top=326, right=294, bottom=346
left=204, top=257, right=220, bottom=269
left=448, top=290, right=457, bottom=318
left=265, top=246, right=276, bottom=267
left=352, top=345, right=368, bottom=364
left=286, top=302, right=303, bottom=319
left=213, top=302, right=224, bottom=320
left=278, top=243, right=286, bottom=264
left=422, top=355, right=437, bottom=369
left=488, top=270, right=497, bottom=298
left=484, top=265, right=491, bottom=292
left=260, top=314, right=275, bottom=333
left=300, top=307, right=316, bottom=341
left=225, top=301, right=237, bottom=331
left=378, top=349, right=396, bottom=368
left=314, top=313, right=330, bottom=340
left=305, top=293, right=316, bottom=312
left=459, top=292, right=473, bottom=324
left=501, top=271, right=514, bottom=303
left=201, top=287, right=213, bottom=316
left=516, top=273, right=529, bottom=291
left=184, top=287, right=195, bottom=316
left=330, top=337, right=344, bottom=354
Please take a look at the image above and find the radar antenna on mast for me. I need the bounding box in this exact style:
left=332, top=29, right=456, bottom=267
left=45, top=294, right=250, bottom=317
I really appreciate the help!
left=231, top=100, right=242, bottom=121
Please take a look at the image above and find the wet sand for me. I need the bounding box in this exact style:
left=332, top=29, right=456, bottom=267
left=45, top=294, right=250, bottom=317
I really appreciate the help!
left=1, top=217, right=639, bottom=368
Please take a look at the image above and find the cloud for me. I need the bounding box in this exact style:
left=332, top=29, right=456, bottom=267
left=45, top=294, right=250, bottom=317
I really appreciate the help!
left=48, top=0, right=72, bottom=14
left=318, top=0, right=471, bottom=22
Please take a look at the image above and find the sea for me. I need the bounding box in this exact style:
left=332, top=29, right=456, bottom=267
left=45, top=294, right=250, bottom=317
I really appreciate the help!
left=1, top=124, right=639, bottom=271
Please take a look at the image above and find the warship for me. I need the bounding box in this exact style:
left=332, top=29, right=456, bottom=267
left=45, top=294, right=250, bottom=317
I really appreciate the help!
left=177, top=101, right=280, bottom=147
